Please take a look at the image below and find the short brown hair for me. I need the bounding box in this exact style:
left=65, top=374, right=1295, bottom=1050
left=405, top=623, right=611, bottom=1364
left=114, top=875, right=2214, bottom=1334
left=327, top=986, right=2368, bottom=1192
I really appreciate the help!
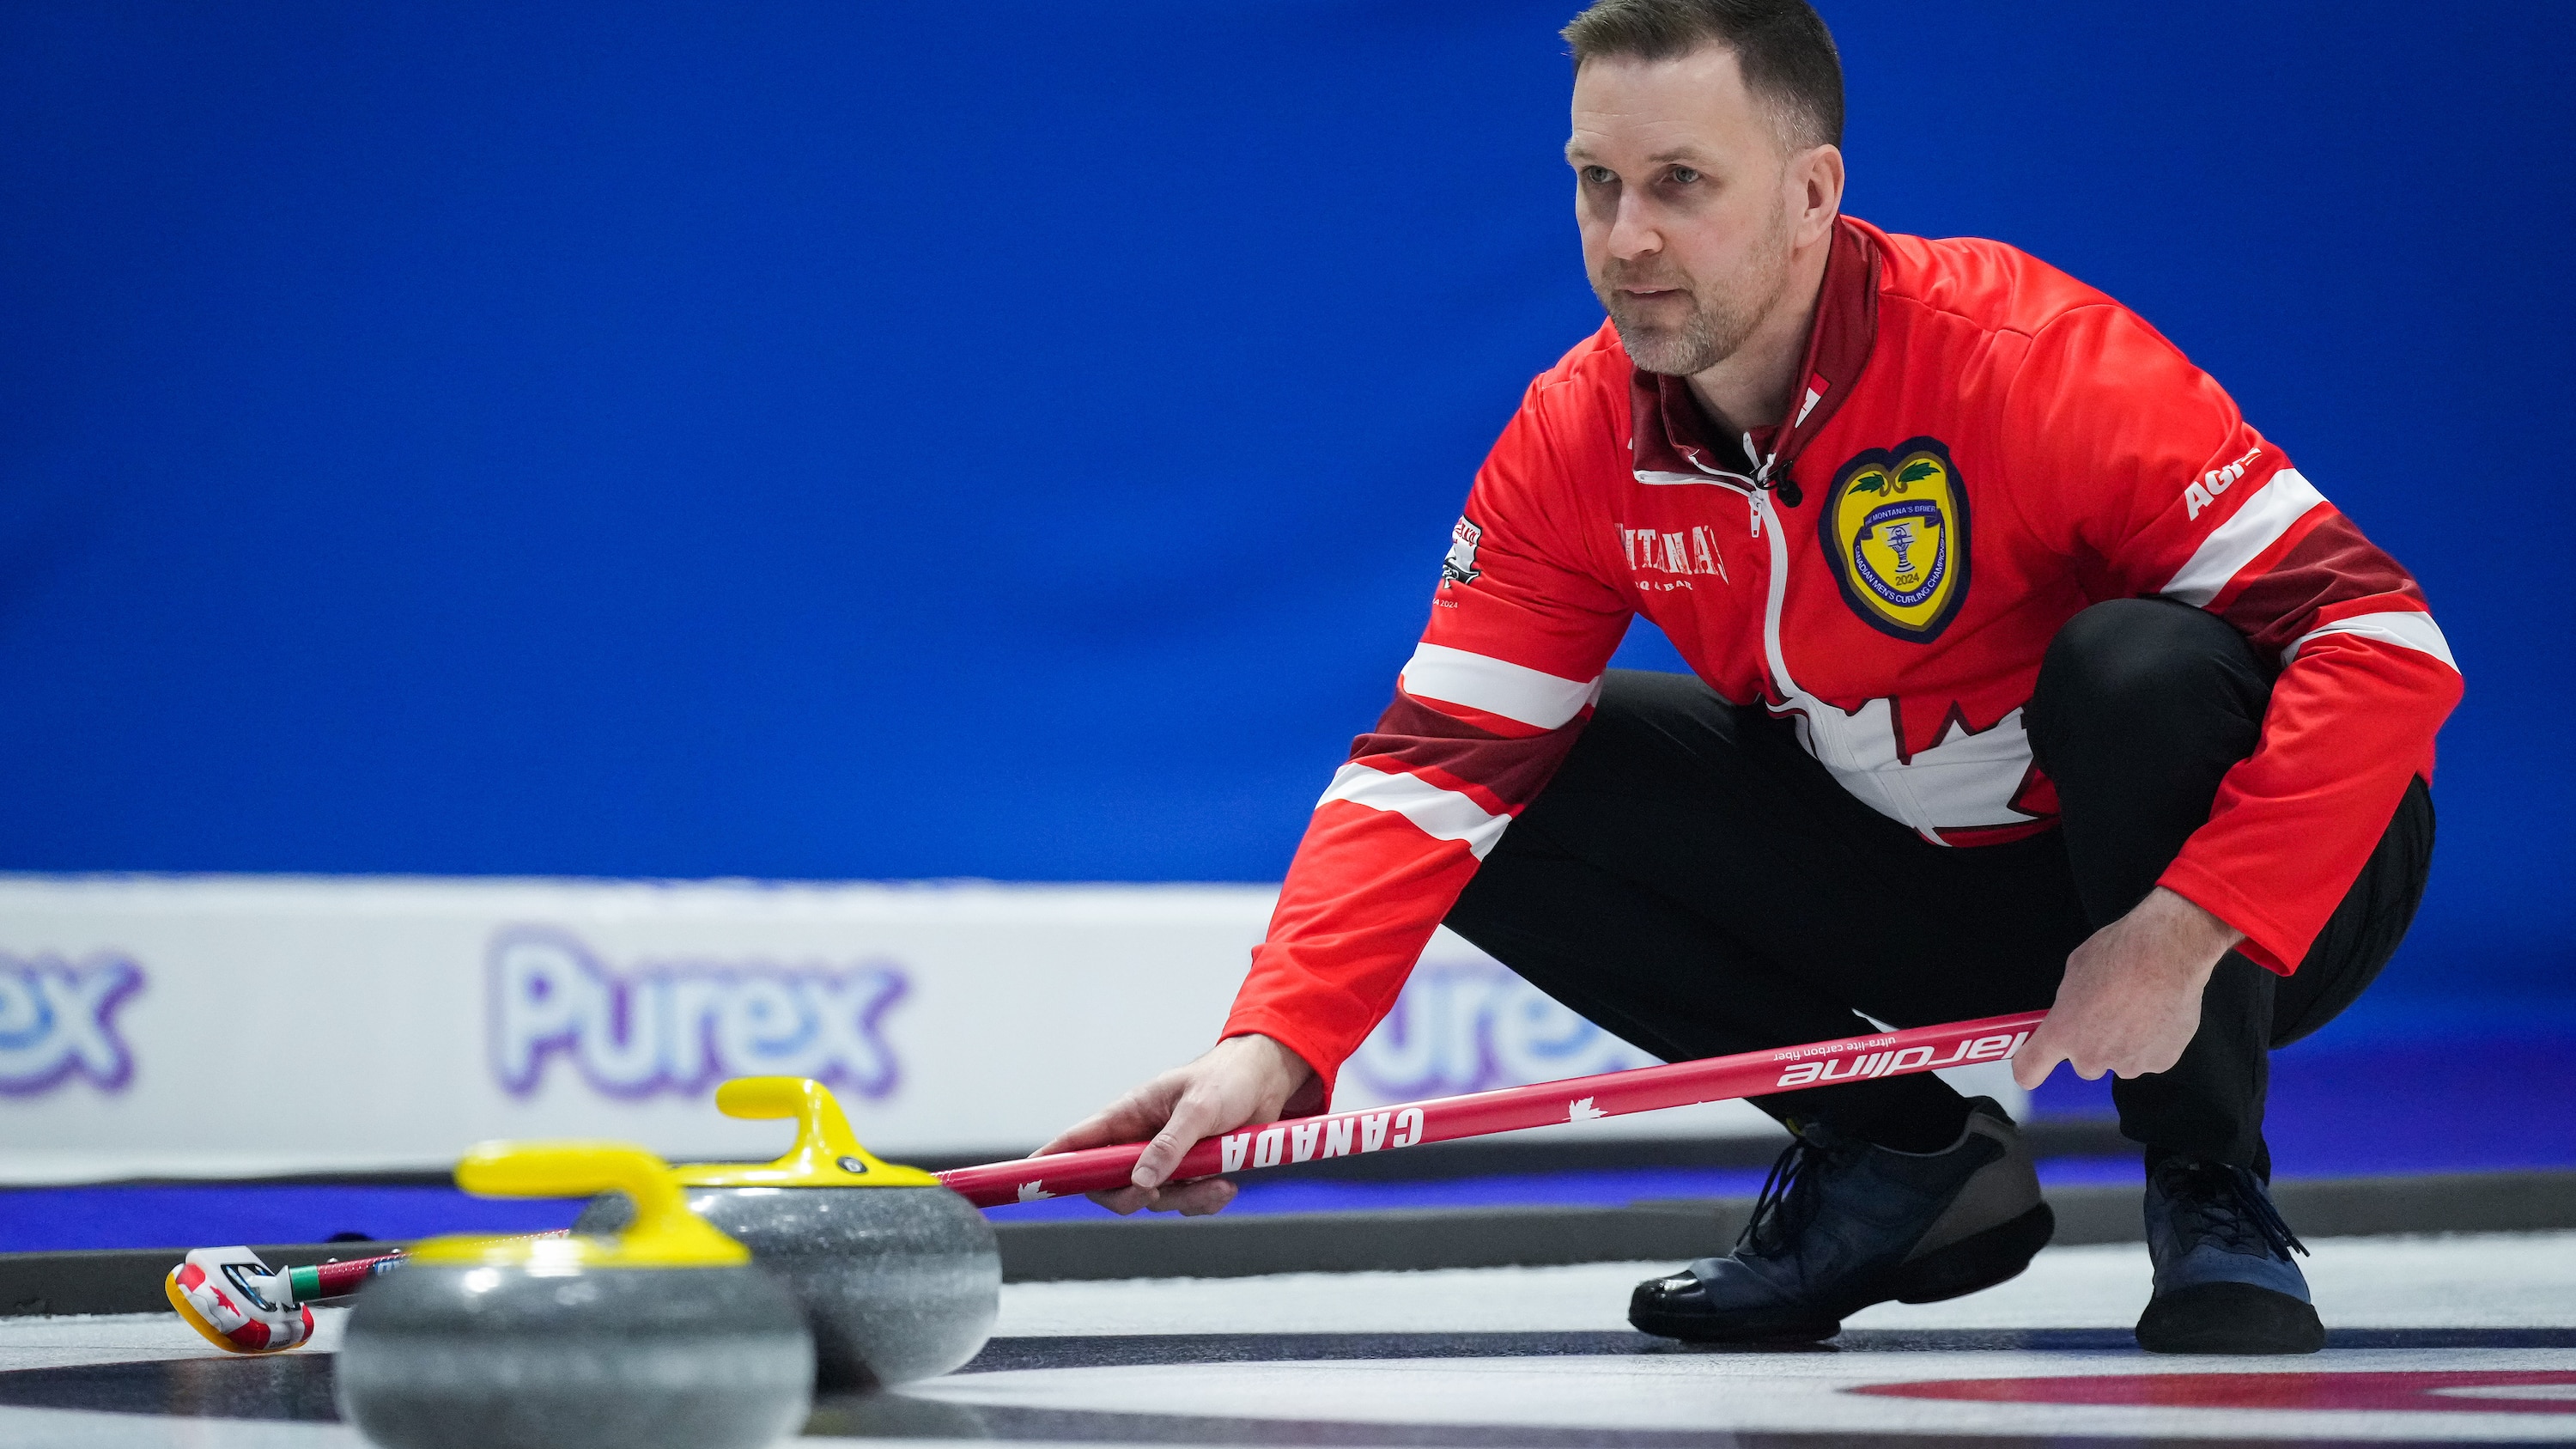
left=1562, top=0, right=1844, bottom=151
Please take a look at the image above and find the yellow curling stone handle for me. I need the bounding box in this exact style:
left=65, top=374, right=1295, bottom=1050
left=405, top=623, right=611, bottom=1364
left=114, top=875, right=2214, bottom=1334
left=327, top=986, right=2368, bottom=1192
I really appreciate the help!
left=413, top=1141, right=752, bottom=1269
left=672, top=1076, right=941, bottom=1189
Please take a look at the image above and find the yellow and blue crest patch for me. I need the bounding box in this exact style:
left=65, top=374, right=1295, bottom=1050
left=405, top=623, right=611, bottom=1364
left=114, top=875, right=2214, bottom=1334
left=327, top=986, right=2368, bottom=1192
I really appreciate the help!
left=1820, top=438, right=1971, bottom=641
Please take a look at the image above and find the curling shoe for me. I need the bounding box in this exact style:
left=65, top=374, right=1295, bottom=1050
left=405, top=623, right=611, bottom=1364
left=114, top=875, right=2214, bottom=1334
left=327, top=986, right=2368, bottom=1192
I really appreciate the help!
left=2136, top=1158, right=2324, bottom=1355
left=1629, top=1097, right=2054, bottom=1344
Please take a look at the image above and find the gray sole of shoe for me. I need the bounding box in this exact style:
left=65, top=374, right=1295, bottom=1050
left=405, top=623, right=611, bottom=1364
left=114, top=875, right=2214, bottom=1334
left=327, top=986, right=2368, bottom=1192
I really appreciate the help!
left=2136, top=1280, right=2327, bottom=1355
left=1892, top=1202, right=2057, bottom=1305
left=1625, top=1306, right=1843, bottom=1345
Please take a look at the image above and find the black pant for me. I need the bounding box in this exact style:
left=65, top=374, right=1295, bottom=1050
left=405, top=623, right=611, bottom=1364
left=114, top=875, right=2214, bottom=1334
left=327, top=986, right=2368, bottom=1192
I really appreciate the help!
left=1445, top=599, right=2434, bottom=1173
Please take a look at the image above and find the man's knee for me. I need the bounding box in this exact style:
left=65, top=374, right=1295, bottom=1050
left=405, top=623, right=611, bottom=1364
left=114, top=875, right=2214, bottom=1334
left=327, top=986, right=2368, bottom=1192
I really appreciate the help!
left=2030, top=599, right=2270, bottom=762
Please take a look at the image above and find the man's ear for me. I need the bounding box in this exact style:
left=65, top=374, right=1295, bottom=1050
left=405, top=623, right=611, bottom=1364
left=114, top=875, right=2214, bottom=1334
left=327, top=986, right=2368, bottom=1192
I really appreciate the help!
left=1797, top=144, right=1846, bottom=246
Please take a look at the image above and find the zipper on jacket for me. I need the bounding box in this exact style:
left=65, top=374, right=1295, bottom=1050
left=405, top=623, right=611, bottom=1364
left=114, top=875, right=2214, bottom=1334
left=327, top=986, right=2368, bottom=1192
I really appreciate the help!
left=1754, top=488, right=1796, bottom=700
left=1745, top=431, right=1777, bottom=538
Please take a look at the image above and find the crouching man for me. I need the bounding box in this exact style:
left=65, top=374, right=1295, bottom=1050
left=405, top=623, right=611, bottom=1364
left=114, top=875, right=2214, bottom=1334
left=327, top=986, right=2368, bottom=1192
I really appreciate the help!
left=1044, top=0, right=2458, bottom=1355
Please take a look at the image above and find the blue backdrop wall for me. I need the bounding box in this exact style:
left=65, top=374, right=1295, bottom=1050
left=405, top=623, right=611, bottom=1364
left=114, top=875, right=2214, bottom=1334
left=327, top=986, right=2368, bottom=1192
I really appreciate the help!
left=3, top=3, right=2567, bottom=1016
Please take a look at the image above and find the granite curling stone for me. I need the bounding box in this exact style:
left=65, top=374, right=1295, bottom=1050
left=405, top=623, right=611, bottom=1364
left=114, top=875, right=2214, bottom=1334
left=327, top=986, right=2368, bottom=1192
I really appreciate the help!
left=575, top=1076, right=999, bottom=1390
left=337, top=1141, right=812, bottom=1449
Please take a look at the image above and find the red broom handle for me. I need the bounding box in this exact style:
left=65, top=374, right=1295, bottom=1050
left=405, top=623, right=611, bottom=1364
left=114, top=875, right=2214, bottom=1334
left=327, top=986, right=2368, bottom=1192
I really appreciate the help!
left=937, top=1009, right=2046, bottom=1209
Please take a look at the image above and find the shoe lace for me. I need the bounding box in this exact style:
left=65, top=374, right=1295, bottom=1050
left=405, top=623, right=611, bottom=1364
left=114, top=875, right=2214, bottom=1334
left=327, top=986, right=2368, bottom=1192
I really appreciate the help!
left=2167, top=1161, right=2309, bottom=1261
left=1735, top=1133, right=1832, bottom=1255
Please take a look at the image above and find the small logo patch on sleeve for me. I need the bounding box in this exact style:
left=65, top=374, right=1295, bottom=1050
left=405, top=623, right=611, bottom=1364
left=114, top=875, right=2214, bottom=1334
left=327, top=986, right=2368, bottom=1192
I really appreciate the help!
left=1440, top=517, right=1483, bottom=588
left=1820, top=439, right=1971, bottom=642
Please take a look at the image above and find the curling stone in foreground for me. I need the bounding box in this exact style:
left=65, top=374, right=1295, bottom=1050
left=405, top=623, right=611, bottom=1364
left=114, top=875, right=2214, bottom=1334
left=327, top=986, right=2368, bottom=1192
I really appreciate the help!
left=576, top=1076, right=999, bottom=1390
left=337, top=1141, right=812, bottom=1449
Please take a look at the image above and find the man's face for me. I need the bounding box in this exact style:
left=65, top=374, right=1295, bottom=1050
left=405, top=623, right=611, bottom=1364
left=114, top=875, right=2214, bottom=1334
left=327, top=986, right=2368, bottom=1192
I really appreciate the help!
left=1569, top=46, right=1807, bottom=378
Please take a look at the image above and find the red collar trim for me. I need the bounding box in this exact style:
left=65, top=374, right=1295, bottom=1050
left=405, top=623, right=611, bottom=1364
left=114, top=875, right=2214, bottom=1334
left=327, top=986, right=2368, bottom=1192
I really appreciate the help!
left=1627, top=216, right=1880, bottom=487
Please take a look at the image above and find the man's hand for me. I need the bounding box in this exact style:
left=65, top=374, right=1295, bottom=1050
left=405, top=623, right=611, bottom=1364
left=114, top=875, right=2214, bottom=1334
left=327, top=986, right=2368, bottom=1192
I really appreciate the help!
left=1033, top=1034, right=1317, bottom=1217
left=2012, top=887, right=2245, bottom=1089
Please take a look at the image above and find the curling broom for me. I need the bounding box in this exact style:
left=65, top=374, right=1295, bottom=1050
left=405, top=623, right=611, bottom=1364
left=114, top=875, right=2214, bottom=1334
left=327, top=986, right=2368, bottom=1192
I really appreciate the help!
left=170, top=1006, right=2044, bottom=1342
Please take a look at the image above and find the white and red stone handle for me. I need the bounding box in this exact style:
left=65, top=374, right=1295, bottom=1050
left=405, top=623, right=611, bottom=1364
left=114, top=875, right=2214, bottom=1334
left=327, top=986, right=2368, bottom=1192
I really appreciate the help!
left=936, top=1009, right=2047, bottom=1208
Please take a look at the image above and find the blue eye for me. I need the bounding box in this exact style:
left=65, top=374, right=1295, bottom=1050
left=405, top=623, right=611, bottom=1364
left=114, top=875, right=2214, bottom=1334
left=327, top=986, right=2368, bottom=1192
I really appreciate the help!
left=1582, top=166, right=1617, bottom=185
left=1669, top=167, right=1701, bottom=185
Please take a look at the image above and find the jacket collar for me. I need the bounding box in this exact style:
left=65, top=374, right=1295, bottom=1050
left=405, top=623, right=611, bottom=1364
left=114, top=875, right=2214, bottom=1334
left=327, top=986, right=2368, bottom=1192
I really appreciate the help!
left=1627, top=215, right=1880, bottom=493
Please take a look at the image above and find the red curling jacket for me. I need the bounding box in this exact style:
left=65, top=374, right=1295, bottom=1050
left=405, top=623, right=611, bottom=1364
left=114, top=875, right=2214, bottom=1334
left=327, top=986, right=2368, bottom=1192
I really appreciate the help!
left=1224, top=216, right=2463, bottom=1099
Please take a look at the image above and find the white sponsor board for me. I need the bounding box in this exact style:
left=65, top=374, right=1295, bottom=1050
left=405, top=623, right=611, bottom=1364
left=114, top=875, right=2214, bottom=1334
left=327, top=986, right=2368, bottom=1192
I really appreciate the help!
left=0, top=874, right=2017, bottom=1183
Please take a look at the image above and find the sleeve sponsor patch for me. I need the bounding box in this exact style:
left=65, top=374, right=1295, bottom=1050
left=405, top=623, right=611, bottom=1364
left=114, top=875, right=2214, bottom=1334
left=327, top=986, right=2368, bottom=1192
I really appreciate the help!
left=1440, top=517, right=1483, bottom=588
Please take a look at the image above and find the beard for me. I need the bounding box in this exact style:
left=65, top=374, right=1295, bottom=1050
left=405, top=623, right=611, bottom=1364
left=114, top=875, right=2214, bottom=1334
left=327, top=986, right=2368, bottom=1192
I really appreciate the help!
left=1594, top=206, right=1796, bottom=377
